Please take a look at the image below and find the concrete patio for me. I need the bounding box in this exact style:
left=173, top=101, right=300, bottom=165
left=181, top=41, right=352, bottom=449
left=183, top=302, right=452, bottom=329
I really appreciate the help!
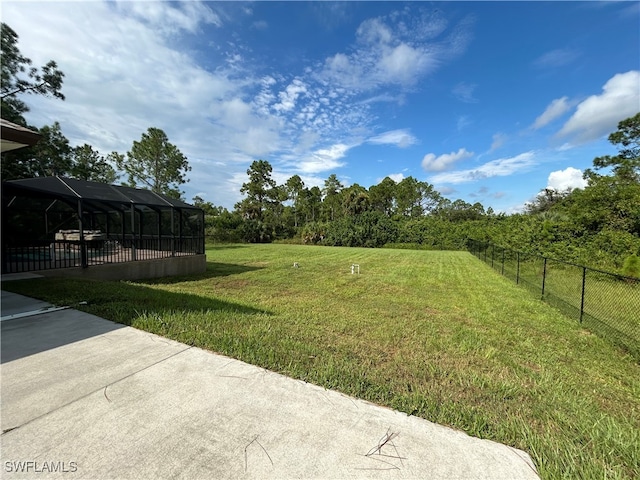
left=1, top=289, right=539, bottom=479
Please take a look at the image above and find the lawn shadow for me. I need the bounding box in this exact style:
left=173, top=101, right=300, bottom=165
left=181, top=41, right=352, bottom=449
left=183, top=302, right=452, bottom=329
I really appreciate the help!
left=139, top=261, right=263, bottom=285
left=81, top=280, right=271, bottom=326
left=1, top=276, right=272, bottom=362
left=206, top=261, right=263, bottom=277
left=206, top=244, right=249, bottom=250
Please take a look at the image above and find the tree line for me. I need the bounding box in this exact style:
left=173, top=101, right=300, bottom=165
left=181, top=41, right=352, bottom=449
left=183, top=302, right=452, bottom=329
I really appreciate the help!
left=200, top=113, right=640, bottom=275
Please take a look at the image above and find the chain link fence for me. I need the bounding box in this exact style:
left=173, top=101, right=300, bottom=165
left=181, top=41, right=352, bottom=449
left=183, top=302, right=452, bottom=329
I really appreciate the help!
left=468, top=239, right=640, bottom=360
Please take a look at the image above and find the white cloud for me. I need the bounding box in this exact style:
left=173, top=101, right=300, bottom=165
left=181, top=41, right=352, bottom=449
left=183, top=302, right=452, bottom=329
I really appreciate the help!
left=254, top=76, right=278, bottom=116
left=256, top=75, right=372, bottom=144
left=557, top=70, right=640, bottom=143
left=212, top=97, right=283, bottom=157
left=357, top=93, right=403, bottom=105
left=357, top=18, right=393, bottom=45
left=547, top=167, right=587, bottom=191
left=368, top=129, right=417, bottom=148
left=217, top=98, right=253, bottom=129
left=115, top=1, right=222, bottom=34
left=556, top=143, right=573, bottom=152
left=457, top=115, right=472, bottom=131
left=422, top=148, right=474, bottom=172
left=322, top=53, right=360, bottom=89
left=438, top=186, right=456, bottom=195
left=377, top=43, right=434, bottom=85
left=252, top=20, right=268, bottom=30
left=388, top=173, right=405, bottom=183
left=533, top=96, right=571, bottom=129
left=273, top=79, right=308, bottom=112
left=430, top=151, right=537, bottom=184
left=533, top=48, right=579, bottom=69
left=293, top=131, right=320, bottom=154
left=318, top=9, right=472, bottom=91
left=295, top=143, right=352, bottom=174
left=490, top=133, right=507, bottom=151
left=452, top=82, right=478, bottom=103
left=503, top=202, right=528, bottom=215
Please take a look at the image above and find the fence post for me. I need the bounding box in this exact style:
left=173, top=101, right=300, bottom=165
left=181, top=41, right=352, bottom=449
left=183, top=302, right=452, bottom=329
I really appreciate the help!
left=130, top=204, right=137, bottom=261
left=491, top=244, right=495, bottom=268
left=516, top=252, right=520, bottom=284
left=580, top=267, right=586, bottom=323
left=541, top=257, right=547, bottom=299
left=1, top=207, right=7, bottom=273
left=78, top=199, right=88, bottom=269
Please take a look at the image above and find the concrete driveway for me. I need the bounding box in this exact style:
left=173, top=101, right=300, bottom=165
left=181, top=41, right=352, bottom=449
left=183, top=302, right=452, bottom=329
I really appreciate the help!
left=1, top=290, right=539, bottom=479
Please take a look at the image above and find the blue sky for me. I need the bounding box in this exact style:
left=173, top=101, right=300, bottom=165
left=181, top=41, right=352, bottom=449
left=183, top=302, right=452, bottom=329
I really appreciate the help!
left=4, top=1, right=639, bottom=212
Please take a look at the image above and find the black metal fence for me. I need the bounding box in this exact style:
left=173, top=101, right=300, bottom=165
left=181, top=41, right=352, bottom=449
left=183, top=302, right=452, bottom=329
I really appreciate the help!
left=467, top=239, right=640, bottom=360
left=3, top=235, right=204, bottom=274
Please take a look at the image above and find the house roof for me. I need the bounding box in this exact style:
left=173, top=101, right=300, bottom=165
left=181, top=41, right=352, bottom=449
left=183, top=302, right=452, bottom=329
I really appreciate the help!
left=3, top=176, right=198, bottom=211
left=0, top=119, right=41, bottom=152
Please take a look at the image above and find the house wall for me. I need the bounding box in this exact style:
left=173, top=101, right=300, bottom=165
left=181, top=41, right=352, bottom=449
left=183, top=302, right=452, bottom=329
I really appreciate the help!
left=39, top=254, right=207, bottom=281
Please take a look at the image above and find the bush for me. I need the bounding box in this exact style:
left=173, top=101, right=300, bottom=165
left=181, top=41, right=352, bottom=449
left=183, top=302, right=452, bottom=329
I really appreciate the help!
left=584, top=229, right=640, bottom=269
left=205, top=211, right=243, bottom=243
left=324, top=211, right=398, bottom=248
left=239, top=219, right=272, bottom=243
left=300, top=222, right=327, bottom=244
left=621, top=254, right=640, bottom=279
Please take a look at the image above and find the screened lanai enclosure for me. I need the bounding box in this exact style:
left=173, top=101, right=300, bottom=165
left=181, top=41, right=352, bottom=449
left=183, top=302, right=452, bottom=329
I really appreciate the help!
left=2, top=177, right=205, bottom=275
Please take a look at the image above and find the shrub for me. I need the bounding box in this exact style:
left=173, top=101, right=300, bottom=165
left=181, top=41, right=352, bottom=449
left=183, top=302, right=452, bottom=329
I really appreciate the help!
left=324, top=211, right=398, bottom=248
left=621, top=253, right=640, bottom=279
left=300, top=222, right=327, bottom=245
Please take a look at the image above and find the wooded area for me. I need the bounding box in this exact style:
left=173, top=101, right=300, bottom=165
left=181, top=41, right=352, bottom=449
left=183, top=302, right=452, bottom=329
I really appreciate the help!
left=199, top=113, right=640, bottom=276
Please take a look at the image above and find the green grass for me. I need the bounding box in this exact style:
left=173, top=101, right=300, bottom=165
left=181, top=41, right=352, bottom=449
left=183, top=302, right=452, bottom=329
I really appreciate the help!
left=4, top=244, right=639, bottom=479
left=479, top=252, right=640, bottom=357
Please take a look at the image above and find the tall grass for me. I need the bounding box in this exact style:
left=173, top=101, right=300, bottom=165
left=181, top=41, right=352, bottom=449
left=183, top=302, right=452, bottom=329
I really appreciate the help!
left=4, top=244, right=639, bottom=479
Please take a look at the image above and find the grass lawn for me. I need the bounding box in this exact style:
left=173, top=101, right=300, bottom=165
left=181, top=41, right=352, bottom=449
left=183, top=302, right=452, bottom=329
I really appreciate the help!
left=3, top=244, right=639, bottom=479
left=480, top=253, right=640, bottom=357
